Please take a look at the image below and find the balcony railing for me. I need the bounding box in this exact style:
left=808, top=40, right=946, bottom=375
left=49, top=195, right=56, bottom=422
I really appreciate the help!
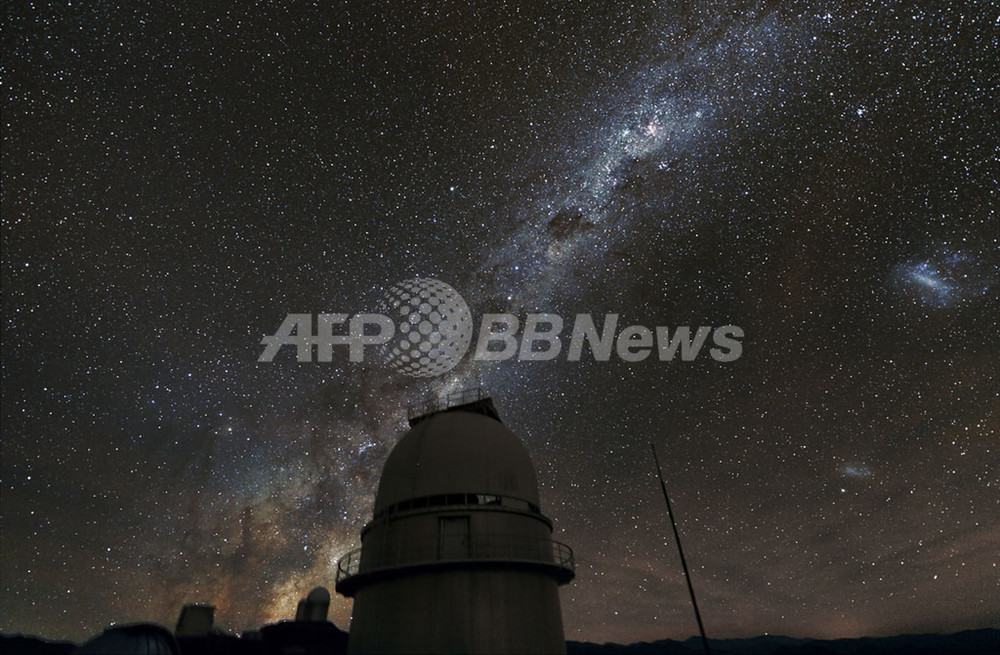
left=335, top=534, right=574, bottom=594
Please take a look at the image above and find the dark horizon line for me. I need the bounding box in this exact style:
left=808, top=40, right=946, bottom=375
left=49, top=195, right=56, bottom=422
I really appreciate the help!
left=3, top=625, right=997, bottom=646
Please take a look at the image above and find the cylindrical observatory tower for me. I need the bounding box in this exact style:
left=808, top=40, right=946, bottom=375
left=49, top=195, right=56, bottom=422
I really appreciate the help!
left=335, top=391, right=574, bottom=654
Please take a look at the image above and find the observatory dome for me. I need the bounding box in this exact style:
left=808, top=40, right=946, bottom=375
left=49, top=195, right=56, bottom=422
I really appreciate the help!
left=75, top=623, right=179, bottom=655
left=306, top=586, right=330, bottom=604
left=374, top=410, right=540, bottom=512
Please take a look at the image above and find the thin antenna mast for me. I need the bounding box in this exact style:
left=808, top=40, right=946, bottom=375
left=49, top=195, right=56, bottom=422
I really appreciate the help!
left=650, top=443, right=711, bottom=655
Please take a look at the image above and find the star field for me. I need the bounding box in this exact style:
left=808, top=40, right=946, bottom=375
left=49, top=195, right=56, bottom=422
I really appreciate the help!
left=2, top=0, right=998, bottom=645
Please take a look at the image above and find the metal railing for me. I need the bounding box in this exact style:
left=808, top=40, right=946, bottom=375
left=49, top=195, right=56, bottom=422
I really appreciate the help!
left=335, top=533, right=574, bottom=586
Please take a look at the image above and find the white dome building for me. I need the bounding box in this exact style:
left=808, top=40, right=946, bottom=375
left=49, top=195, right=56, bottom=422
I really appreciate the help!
left=336, top=392, right=574, bottom=654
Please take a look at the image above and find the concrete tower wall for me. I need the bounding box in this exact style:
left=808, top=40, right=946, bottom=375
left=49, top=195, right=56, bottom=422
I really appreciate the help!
left=348, top=569, right=565, bottom=654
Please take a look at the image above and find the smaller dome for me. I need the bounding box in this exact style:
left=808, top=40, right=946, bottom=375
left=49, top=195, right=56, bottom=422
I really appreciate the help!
left=306, top=586, right=330, bottom=604
left=297, top=585, right=331, bottom=621
left=75, top=623, right=179, bottom=655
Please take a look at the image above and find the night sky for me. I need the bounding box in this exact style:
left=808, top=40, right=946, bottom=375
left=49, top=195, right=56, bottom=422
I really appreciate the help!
left=2, top=0, right=998, bottom=645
